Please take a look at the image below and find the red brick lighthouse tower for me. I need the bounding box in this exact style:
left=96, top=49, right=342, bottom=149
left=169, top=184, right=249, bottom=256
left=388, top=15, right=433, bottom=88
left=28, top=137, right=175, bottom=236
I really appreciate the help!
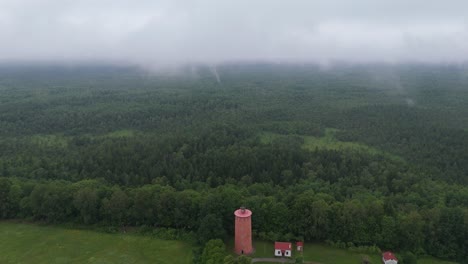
left=234, top=207, right=253, bottom=255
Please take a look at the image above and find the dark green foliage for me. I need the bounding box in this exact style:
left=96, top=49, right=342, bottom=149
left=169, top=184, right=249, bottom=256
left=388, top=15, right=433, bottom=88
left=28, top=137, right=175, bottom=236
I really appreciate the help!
left=295, top=256, right=304, bottom=264
left=223, top=254, right=251, bottom=264
left=197, top=214, right=226, bottom=245
left=400, top=251, right=418, bottom=264
left=235, top=255, right=252, bottom=264
left=73, top=187, right=99, bottom=224
left=0, top=64, right=468, bottom=262
left=101, top=188, right=130, bottom=226
left=28, top=183, right=74, bottom=222
left=200, top=239, right=226, bottom=264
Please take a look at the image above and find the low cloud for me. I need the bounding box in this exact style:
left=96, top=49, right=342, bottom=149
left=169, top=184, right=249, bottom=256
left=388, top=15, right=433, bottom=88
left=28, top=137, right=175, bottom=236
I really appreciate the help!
left=0, top=0, right=467, bottom=67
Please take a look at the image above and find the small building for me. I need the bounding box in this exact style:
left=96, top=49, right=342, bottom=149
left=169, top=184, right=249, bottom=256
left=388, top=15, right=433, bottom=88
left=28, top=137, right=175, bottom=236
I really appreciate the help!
left=296, top=241, right=303, bottom=252
left=274, top=242, right=292, bottom=257
left=382, top=251, right=398, bottom=264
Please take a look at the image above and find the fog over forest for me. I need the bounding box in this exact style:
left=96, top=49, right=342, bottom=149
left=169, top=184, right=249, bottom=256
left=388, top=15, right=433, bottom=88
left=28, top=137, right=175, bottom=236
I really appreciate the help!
left=0, top=0, right=467, bottom=67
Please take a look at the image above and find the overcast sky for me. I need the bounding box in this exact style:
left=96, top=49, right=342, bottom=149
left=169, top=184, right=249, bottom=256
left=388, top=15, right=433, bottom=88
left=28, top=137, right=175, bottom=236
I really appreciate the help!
left=0, top=0, right=467, bottom=66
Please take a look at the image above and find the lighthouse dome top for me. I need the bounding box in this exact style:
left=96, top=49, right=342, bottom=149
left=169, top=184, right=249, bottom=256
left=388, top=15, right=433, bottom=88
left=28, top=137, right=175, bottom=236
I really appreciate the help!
left=234, top=207, right=252, bottom=217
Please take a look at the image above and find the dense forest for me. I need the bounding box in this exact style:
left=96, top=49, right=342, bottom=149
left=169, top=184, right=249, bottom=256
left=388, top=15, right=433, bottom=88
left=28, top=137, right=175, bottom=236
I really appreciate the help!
left=0, top=64, right=467, bottom=263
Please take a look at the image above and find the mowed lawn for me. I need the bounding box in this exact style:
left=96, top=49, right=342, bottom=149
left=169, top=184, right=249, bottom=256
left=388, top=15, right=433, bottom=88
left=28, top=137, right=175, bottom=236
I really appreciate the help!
left=251, top=240, right=457, bottom=264
left=0, top=222, right=192, bottom=264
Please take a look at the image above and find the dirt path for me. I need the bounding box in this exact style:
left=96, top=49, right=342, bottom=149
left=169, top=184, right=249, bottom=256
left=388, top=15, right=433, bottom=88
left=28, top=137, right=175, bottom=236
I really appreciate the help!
left=251, top=258, right=294, bottom=263
left=251, top=258, right=322, bottom=264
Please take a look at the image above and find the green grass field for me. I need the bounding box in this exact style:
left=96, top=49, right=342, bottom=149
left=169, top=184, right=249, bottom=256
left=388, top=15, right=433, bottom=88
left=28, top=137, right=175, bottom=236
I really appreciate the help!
left=0, top=222, right=192, bottom=264
left=260, top=128, right=402, bottom=161
left=0, top=224, right=458, bottom=264
left=251, top=240, right=456, bottom=264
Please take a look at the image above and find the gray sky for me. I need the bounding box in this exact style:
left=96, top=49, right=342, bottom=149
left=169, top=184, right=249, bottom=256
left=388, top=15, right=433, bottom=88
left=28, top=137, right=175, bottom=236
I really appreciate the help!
left=0, top=0, right=467, bottom=66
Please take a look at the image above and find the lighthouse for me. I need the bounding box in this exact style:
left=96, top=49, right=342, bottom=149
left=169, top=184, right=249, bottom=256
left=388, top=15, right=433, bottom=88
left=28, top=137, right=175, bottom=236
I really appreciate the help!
left=234, top=207, right=253, bottom=255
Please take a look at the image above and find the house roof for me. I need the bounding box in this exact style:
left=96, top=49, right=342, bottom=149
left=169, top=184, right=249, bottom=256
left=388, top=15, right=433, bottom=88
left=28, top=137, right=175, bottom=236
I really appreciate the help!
left=296, top=242, right=304, bottom=247
left=382, top=251, right=398, bottom=261
left=275, top=242, right=292, bottom=251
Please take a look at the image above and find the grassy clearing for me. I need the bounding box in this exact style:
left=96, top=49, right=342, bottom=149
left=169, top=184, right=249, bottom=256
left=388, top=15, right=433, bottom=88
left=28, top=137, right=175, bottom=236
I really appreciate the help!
left=250, top=240, right=456, bottom=264
left=260, top=128, right=402, bottom=161
left=0, top=222, right=192, bottom=264
left=104, top=129, right=136, bottom=138
left=30, top=134, right=69, bottom=148
left=252, top=241, right=379, bottom=264
left=27, top=130, right=137, bottom=148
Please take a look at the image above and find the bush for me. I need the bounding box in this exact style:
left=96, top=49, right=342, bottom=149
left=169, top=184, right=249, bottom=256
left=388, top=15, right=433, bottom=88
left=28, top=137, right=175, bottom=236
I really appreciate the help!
left=295, top=256, right=304, bottom=264
left=101, top=226, right=118, bottom=233
left=400, top=251, right=417, bottom=264
left=151, top=227, right=195, bottom=242
left=348, top=245, right=381, bottom=254
left=325, top=240, right=335, bottom=247
left=339, top=241, right=347, bottom=249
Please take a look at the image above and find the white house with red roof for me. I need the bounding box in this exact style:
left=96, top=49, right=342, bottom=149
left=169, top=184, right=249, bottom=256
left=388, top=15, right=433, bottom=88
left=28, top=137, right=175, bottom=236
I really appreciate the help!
left=382, top=251, right=398, bottom=264
left=296, top=241, right=303, bottom=252
left=274, top=242, right=292, bottom=257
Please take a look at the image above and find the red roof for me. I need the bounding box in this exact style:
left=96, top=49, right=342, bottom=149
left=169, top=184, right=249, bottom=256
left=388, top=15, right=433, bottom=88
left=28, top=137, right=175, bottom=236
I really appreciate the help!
left=275, top=242, right=292, bottom=251
left=234, top=208, right=252, bottom=218
left=382, top=251, right=398, bottom=261
left=296, top=242, right=304, bottom=247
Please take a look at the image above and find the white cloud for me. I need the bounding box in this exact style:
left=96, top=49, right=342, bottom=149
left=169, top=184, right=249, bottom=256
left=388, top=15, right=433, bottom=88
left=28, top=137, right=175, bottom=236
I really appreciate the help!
left=0, top=0, right=467, bottom=66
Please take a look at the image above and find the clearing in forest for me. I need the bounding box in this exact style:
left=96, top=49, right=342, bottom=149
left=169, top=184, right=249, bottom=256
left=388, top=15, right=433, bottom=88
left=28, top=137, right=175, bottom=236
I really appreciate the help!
left=0, top=222, right=192, bottom=264
left=260, top=128, right=402, bottom=161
